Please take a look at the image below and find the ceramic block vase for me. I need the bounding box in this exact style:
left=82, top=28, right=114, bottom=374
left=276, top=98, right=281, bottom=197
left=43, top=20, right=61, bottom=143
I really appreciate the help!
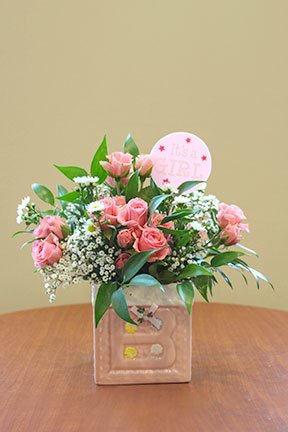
left=92, top=284, right=192, bottom=385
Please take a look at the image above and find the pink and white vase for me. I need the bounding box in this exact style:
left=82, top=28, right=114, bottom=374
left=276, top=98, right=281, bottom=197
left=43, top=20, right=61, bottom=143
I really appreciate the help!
left=92, top=284, right=192, bottom=385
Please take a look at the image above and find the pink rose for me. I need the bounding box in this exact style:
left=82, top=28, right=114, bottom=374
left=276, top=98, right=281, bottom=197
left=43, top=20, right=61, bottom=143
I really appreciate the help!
left=135, top=154, right=153, bottom=177
left=133, top=226, right=171, bottom=262
left=220, top=223, right=250, bottom=246
left=115, top=252, right=131, bottom=269
left=100, top=152, right=132, bottom=178
left=150, top=212, right=175, bottom=230
left=118, top=198, right=148, bottom=228
left=32, top=233, right=63, bottom=268
left=33, top=216, right=66, bottom=239
left=99, top=197, right=119, bottom=227
left=113, top=195, right=126, bottom=207
left=218, top=203, right=246, bottom=228
left=117, top=229, right=134, bottom=248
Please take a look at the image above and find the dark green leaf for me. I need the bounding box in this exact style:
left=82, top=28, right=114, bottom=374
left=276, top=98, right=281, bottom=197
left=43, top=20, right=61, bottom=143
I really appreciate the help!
left=179, top=264, right=213, bottom=280
left=158, top=227, right=188, bottom=236
left=125, top=170, right=139, bottom=202
left=138, top=185, right=158, bottom=202
left=177, top=180, right=203, bottom=195
left=193, top=276, right=210, bottom=302
left=177, top=281, right=194, bottom=314
left=54, top=165, right=88, bottom=181
left=161, top=210, right=192, bottom=224
left=122, top=250, right=158, bottom=283
left=111, top=288, right=137, bottom=324
left=211, top=251, right=245, bottom=267
left=32, top=183, right=54, bottom=205
left=55, top=191, right=80, bottom=203
left=94, top=282, right=118, bottom=327
left=215, top=268, right=233, bottom=289
left=158, top=269, right=176, bottom=284
left=127, top=274, right=163, bottom=290
left=90, top=135, right=108, bottom=183
left=124, top=133, right=139, bottom=157
left=149, top=194, right=171, bottom=215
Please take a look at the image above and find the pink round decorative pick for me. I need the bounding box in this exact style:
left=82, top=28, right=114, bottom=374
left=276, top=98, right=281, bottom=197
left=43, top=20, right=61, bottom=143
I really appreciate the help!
left=150, top=132, right=212, bottom=190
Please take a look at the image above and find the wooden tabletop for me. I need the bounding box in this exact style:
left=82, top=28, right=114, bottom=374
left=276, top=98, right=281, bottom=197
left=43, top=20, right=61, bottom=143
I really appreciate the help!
left=1, top=303, right=288, bottom=432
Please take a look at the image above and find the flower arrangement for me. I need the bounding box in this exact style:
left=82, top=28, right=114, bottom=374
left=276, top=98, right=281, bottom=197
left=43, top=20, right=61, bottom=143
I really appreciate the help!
left=14, top=134, right=272, bottom=326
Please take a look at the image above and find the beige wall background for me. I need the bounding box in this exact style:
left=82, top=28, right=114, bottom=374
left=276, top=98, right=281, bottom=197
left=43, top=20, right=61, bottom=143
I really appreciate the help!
left=1, top=1, right=287, bottom=314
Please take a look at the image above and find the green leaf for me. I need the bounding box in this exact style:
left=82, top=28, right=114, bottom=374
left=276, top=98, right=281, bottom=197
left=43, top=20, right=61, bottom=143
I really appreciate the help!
left=125, top=170, right=139, bottom=202
left=149, top=194, right=171, bottom=215
left=41, top=210, right=55, bottom=216
left=215, top=268, right=233, bottom=289
left=122, top=250, right=158, bottom=283
left=57, top=184, right=69, bottom=209
left=177, top=180, right=203, bottom=195
left=54, top=165, right=88, bottom=181
left=211, top=251, right=245, bottom=267
left=55, top=191, right=80, bottom=203
left=127, top=274, right=163, bottom=290
left=161, top=210, right=192, bottom=224
left=124, top=133, right=139, bottom=157
left=90, top=135, right=108, bottom=183
left=61, top=224, right=71, bottom=238
left=21, top=238, right=38, bottom=249
left=94, top=282, right=118, bottom=327
left=177, top=281, right=194, bottom=314
left=158, top=269, right=176, bottom=284
left=138, top=185, right=158, bottom=202
left=12, top=229, right=34, bottom=238
left=193, top=276, right=210, bottom=302
left=111, top=288, right=137, bottom=324
left=32, top=183, right=55, bottom=205
left=235, top=260, right=273, bottom=289
left=158, top=227, right=188, bottom=236
left=179, top=264, right=213, bottom=280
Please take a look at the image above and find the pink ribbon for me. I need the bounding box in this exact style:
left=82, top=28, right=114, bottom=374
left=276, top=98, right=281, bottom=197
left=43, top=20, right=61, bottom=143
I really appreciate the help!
left=130, top=304, right=162, bottom=330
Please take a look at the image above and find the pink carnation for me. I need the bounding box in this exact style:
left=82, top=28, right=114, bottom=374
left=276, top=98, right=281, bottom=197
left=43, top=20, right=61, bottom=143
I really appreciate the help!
left=218, top=203, right=246, bottom=228
left=33, top=216, right=66, bottom=239
left=32, top=233, right=63, bottom=268
left=220, top=223, right=250, bottom=246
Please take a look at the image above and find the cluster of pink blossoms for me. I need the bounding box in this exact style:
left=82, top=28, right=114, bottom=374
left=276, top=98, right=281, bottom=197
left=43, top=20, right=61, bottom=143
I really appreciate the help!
left=218, top=203, right=249, bottom=245
left=32, top=216, right=66, bottom=268
left=31, top=150, right=249, bottom=273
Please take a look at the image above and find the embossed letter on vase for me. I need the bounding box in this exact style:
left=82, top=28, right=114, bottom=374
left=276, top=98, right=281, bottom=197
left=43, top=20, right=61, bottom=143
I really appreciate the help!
left=92, top=284, right=192, bottom=385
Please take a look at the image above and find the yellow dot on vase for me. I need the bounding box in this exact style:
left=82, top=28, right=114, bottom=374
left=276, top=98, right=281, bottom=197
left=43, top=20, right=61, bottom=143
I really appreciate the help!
left=124, top=346, right=138, bottom=360
left=125, top=323, right=138, bottom=334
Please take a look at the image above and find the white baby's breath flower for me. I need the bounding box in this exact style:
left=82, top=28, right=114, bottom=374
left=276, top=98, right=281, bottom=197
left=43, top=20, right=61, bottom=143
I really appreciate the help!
left=173, top=195, right=191, bottom=206
left=162, top=182, right=178, bottom=194
left=73, top=176, right=99, bottom=186
left=187, top=221, right=205, bottom=232
left=16, top=196, right=30, bottom=224
left=86, top=201, right=104, bottom=214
